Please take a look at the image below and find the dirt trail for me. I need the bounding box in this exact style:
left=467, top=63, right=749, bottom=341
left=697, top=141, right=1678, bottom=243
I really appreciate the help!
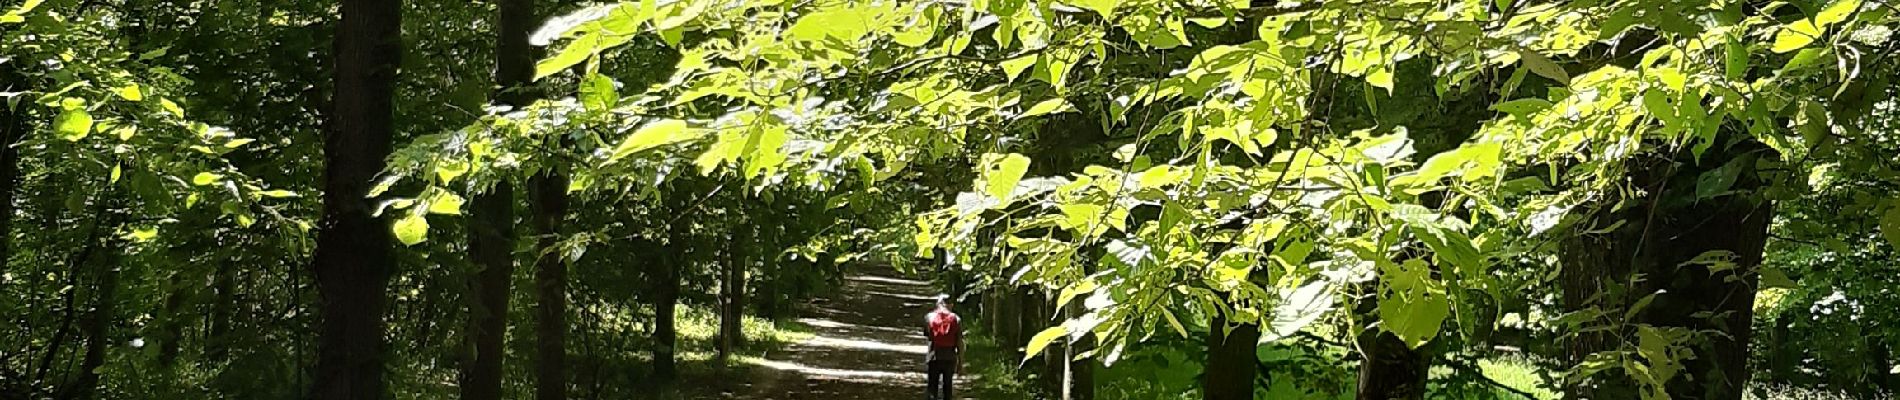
left=723, top=266, right=973, bottom=399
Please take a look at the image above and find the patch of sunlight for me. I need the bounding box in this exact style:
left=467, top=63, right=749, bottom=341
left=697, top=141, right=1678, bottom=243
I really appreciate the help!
left=800, top=335, right=926, bottom=355
left=797, top=318, right=919, bottom=336
left=844, top=274, right=931, bottom=286
left=741, top=357, right=925, bottom=380
left=863, top=289, right=939, bottom=302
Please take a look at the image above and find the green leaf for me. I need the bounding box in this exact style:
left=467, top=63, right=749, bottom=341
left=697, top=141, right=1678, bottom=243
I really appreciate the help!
left=1815, top=0, right=1861, bottom=28
left=610, top=119, right=698, bottom=162
left=260, top=190, right=298, bottom=198
left=1881, top=204, right=1900, bottom=249
left=428, top=193, right=465, bottom=215
left=54, top=107, right=93, bottom=141
left=1517, top=50, right=1570, bottom=86
left=1760, top=267, right=1798, bottom=289
left=787, top=6, right=884, bottom=43
left=1724, top=37, right=1749, bottom=81
left=1772, top=20, right=1822, bottom=53
left=1000, top=56, right=1036, bottom=82
left=435, top=160, right=469, bottom=183
left=192, top=172, right=222, bottom=186
left=536, top=33, right=602, bottom=80
left=891, top=8, right=937, bottom=47
left=1070, top=0, right=1119, bottom=18
left=1020, top=98, right=1073, bottom=118
left=1490, top=98, right=1552, bottom=118
left=114, top=84, right=143, bottom=101
left=580, top=74, right=617, bottom=111
left=1367, top=68, right=1394, bottom=91
left=1023, top=326, right=1067, bottom=362
left=394, top=214, right=429, bottom=246
left=159, top=98, right=185, bottom=117
left=1694, top=155, right=1750, bottom=200
left=979, top=153, right=1031, bottom=203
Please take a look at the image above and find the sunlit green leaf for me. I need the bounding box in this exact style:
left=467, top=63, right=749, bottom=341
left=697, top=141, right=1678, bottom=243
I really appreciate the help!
left=1023, top=326, right=1067, bottom=362
left=394, top=214, right=429, bottom=246
left=979, top=153, right=1031, bottom=203
left=192, top=172, right=222, bottom=186
left=54, top=107, right=93, bottom=141
left=610, top=119, right=699, bottom=162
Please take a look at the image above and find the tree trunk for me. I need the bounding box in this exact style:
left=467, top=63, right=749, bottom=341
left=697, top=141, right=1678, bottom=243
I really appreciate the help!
left=1354, top=328, right=1428, bottom=400
left=652, top=226, right=683, bottom=381
left=460, top=0, right=533, bottom=397
left=718, top=221, right=750, bottom=364
left=0, top=63, right=24, bottom=277
left=1062, top=299, right=1095, bottom=400
left=64, top=235, right=121, bottom=400
left=528, top=169, right=568, bottom=400
left=206, top=257, right=237, bottom=362
left=1559, top=138, right=1773, bottom=400
left=1203, top=314, right=1260, bottom=400
left=311, top=0, right=401, bottom=396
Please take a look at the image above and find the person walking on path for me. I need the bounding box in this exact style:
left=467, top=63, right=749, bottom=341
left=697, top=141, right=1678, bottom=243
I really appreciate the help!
left=924, top=295, right=963, bottom=400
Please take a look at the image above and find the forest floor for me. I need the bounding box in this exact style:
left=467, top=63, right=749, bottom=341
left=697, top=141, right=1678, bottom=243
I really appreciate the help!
left=705, top=266, right=981, bottom=399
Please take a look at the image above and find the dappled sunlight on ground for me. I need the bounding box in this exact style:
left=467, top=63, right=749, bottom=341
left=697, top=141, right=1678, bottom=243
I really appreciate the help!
left=714, top=266, right=979, bottom=399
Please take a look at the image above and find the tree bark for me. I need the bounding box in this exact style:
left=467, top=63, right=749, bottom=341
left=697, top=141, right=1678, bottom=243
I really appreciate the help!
left=652, top=223, right=684, bottom=381
left=718, top=219, right=750, bottom=364
left=1203, top=314, right=1260, bottom=400
left=0, top=63, right=28, bottom=277
left=1558, top=138, right=1774, bottom=400
left=311, top=0, right=401, bottom=396
left=460, top=0, right=534, bottom=397
left=1354, top=328, right=1429, bottom=400
left=529, top=169, right=569, bottom=400
left=205, top=257, right=237, bottom=362
left=63, top=235, right=121, bottom=400
left=1062, top=299, right=1095, bottom=400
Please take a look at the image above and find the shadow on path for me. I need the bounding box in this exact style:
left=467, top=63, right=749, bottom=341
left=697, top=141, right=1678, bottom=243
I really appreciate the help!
left=722, top=265, right=973, bottom=399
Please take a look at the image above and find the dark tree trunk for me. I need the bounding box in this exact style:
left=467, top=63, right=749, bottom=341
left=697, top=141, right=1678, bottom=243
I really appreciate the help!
left=1559, top=138, right=1774, bottom=400
left=1354, top=328, right=1429, bottom=400
left=460, top=0, right=534, bottom=397
left=529, top=169, right=569, bottom=400
left=718, top=221, right=749, bottom=364
left=0, top=64, right=23, bottom=277
left=651, top=226, right=683, bottom=381
left=1062, top=299, right=1095, bottom=400
left=462, top=182, right=515, bottom=400
left=1203, top=314, right=1260, bottom=400
left=206, top=257, right=237, bottom=362
left=311, top=0, right=401, bottom=396
left=64, top=236, right=121, bottom=400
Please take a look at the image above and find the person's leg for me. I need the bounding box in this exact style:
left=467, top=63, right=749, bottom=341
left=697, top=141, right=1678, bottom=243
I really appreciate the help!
left=925, top=361, right=943, bottom=400
left=943, top=364, right=955, bottom=400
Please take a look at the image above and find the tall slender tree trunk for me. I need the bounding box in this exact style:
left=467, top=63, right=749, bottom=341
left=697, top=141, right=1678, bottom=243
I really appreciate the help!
left=718, top=218, right=750, bottom=364
left=1061, top=300, right=1095, bottom=400
left=0, top=63, right=28, bottom=276
left=1558, top=138, right=1773, bottom=400
left=652, top=223, right=684, bottom=381
left=64, top=234, right=121, bottom=400
left=206, top=257, right=237, bottom=362
left=529, top=168, right=569, bottom=400
left=1203, top=313, right=1260, bottom=400
left=460, top=0, right=534, bottom=397
left=311, top=0, right=401, bottom=396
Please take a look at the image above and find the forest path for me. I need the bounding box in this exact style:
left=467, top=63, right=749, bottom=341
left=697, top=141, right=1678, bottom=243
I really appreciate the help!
left=723, top=265, right=973, bottom=399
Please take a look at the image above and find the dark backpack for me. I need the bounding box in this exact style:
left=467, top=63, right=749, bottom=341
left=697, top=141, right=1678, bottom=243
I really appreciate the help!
left=927, top=309, right=960, bottom=348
